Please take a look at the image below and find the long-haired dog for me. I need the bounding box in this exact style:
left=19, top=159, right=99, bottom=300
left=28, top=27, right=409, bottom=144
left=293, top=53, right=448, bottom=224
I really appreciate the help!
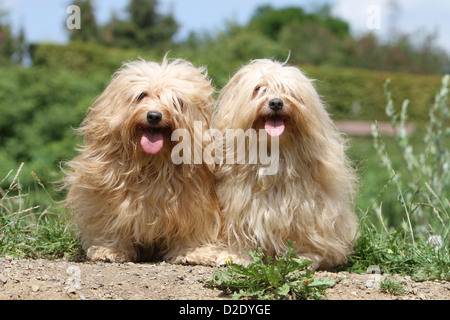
left=213, top=59, right=358, bottom=269
left=64, top=58, right=221, bottom=265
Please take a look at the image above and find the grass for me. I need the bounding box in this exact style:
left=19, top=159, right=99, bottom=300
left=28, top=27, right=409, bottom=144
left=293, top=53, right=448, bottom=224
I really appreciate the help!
left=0, top=163, right=83, bottom=261
left=0, top=76, right=448, bottom=299
left=379, top=277, right=408, bottom=296
left=345, top=75, right=449, bottom=282
left=346, top=226, right=449, bottom=281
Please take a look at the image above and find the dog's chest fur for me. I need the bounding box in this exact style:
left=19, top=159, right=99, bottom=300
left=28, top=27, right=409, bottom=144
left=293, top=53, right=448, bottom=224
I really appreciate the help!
left=217, top=152, right=326, bottom=254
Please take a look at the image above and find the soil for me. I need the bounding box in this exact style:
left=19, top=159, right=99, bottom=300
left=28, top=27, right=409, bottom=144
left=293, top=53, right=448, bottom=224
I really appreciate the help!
left=0, top=255, right=448, bottom=301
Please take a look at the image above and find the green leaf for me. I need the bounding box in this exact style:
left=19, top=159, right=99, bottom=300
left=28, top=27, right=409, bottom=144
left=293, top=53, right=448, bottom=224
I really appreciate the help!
left=277, top=283, right=291, bottom=296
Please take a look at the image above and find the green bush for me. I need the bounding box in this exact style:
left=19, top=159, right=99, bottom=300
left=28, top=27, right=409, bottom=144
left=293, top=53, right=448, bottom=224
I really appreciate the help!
left=0, top=64, right=107, bottom=187
left=303, top=65, right=442, bottom=122
left=31, top=42, right=147, bottom=74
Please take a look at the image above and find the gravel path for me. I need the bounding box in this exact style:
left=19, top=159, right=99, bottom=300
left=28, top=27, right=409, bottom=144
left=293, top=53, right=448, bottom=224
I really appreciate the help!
left=0, top=256, right=448, bottom=300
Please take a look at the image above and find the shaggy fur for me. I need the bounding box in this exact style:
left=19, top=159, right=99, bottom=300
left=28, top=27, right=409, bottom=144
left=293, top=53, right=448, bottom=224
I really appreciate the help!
left=64, top=58, right=221, bottom=265
left=213, top=59, right=358, bottom=269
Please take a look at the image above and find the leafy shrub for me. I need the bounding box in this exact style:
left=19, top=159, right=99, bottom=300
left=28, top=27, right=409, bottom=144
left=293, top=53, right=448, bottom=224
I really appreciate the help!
left=207, top=244, right=334, bottom=300
left=31, top=42, right=147, bottom=75
left=0, top=64, right=109, bottom=187
left=303, top=65, right=441, bottom=122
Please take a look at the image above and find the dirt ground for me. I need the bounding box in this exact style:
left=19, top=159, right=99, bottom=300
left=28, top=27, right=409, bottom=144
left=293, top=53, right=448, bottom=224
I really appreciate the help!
left=0, top=255, right=448, bottom=300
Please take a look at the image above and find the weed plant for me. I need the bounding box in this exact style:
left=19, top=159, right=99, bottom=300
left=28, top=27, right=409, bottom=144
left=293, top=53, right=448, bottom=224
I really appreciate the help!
left=347, top=75, right=449, bottom=281
left=206, top=243, right=334, bottom=300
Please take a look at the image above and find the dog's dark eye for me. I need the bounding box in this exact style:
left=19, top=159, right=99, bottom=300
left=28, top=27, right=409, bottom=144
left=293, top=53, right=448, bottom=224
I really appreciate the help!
left=253, top=86, right=267, bottom=98
left=137, top=92, right=147, bottom=102
left=254, top=86, right=267, bottom=94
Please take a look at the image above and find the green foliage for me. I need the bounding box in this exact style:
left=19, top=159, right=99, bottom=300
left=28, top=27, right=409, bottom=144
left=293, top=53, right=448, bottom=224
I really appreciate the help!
left=124, top=0, right=178, bottom=48
left=0, top=8, right=25, bottom=65
left=0, top=63, right=108, bottom=187
left=371, top=75, right=449, bottom=241
left=248, top=5, right=349, bottom=41
left=31, top=42, right=145, bottom=74
left=345, top=75, right=450, bottom=282
left=0, top=165, right=83, bottom=260
left=347, top=226, right=449, bottom=281
left=379, top=277, right=408, bottom=296
left=206, top=244, right=334, bottom=300
left=304, top=65, right=441, bottom=122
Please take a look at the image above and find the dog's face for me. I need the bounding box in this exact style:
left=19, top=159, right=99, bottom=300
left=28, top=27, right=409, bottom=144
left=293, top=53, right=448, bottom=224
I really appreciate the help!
left=214, top=59, right=329, bottom=144
left=83, top=59, right=214, bottom=156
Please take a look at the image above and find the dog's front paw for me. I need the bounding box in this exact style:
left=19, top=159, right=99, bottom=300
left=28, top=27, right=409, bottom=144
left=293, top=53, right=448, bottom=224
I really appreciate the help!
left=87, top=246, right=135, bottom=263
left=169, top=254, right=215, bottom=267
left=164, top=246, right=221, bottom=267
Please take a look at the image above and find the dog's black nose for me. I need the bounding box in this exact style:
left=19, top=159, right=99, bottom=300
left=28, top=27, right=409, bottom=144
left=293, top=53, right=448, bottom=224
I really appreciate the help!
left=268, top=98, right=284, bottom=111
left=147, top=111, right=162, bottom=125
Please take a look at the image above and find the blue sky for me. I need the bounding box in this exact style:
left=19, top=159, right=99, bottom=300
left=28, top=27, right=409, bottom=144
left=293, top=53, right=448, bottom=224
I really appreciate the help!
left=2, top=0, right=450, bottom=53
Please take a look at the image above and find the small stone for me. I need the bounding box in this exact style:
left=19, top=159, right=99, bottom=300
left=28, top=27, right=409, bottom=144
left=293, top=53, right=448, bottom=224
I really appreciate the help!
left=0, top=276, right=8, bottom=284
left=366, top=282, right=374, bottom=289
left=31, top=285, right=40, bottom=292
left=67, top=287, right=77, bottom=294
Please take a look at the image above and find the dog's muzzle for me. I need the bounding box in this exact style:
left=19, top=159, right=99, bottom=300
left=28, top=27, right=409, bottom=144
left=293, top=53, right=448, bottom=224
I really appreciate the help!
left=140, top=111, right=165, bottom=155
left=263, top=98, right=286, bottom=137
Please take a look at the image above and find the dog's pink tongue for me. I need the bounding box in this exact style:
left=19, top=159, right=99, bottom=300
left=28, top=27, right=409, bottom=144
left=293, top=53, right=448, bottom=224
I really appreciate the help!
left=140, top=131, right=164, bottom=155
left=264, top=118, right=285, bottom=137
